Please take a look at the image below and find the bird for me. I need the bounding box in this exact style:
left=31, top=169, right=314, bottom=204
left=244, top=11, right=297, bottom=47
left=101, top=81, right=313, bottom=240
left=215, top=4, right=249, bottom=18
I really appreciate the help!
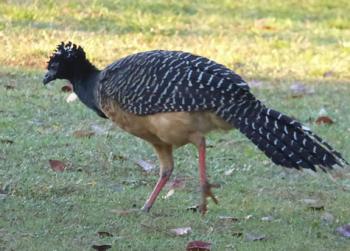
left=43, top=41, right=348, bottom=214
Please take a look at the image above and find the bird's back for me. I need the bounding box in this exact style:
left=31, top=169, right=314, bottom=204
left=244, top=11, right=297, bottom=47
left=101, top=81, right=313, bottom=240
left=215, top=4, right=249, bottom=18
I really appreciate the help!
left=98, top=50, right=251, bottom=115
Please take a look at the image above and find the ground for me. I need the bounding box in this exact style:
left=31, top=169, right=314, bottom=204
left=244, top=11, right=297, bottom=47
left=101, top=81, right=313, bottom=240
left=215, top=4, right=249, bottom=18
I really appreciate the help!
left=0, top=0, right=350, bottom=250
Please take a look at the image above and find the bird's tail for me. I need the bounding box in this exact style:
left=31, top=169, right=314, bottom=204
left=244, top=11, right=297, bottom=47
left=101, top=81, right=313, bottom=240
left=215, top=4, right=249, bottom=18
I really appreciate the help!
left=216, top=95, right=348, bottom=171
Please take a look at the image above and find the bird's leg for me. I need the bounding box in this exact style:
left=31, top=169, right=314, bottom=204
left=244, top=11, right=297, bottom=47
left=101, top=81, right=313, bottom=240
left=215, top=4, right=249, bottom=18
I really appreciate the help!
left=191, top=134, right=219, bottom=214
left=141, top=144, right=173, bottom=212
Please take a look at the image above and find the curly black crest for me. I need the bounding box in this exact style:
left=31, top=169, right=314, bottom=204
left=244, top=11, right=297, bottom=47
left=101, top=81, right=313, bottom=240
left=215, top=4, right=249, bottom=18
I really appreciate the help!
left=47, top=41, right=86, bottom=67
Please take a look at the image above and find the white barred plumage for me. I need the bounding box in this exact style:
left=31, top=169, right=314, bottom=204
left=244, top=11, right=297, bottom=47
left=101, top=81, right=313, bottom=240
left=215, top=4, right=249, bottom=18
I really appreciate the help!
left=97, top=50, right=348, bottom=171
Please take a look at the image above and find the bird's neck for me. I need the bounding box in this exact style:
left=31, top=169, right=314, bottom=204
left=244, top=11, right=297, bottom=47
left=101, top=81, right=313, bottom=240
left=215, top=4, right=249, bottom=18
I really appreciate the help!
left=70, top=62, right=106, bottom=118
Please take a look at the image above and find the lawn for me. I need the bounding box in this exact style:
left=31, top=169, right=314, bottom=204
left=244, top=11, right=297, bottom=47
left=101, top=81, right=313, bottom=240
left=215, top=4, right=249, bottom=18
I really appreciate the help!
left=0, top=0, right=350, bottom=250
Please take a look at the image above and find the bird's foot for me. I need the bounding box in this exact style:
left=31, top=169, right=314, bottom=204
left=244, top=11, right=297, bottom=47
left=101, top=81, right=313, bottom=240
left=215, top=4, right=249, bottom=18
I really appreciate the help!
left=198, top=182, right=220, bottom=214
left=141, top=203, right=151, bottom=213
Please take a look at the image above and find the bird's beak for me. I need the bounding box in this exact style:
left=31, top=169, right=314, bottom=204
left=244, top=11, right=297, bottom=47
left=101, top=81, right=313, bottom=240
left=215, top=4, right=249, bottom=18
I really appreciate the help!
left=43, top=71, right=55, bottom=85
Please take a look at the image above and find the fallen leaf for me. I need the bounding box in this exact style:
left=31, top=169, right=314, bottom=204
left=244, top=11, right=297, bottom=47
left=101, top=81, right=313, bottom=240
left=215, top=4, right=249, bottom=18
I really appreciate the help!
left=336, top=224, right=350, bottom=238
left=92, top=244, right=112, bottom=251
left=66, top=92, right=78, bottom=103
left=186, top=240, right=211, bottom=251
left=73, top=130, right=95, bottom=138
left=0, top=139, right=14, bottom=144
left=134, top=159, right=155, bottom=173
left=170, top=227, right=192, bottom=236
left=97, top=231, right=113, bottom=238
left=49, top=159, right=66, bottom=172
left=218, top=216, right=239, bottom=222
left=245, top=232, right=267, bottom=241
left=315, top=116, right=334, bottom=125
left=290, top=82, right=315, bottom=98
left=61, top=83, right=73, bottom=92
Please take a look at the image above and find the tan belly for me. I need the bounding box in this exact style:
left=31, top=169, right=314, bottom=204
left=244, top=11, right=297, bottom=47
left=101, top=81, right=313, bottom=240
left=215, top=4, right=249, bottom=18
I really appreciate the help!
left=101, top=100, right=233, bottom=147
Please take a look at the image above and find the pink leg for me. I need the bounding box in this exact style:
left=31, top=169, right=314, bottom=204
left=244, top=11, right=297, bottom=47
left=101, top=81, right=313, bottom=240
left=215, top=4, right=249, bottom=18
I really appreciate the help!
left=141, top=144, right=173, bottom=212
left=141, top=169, right=172, bottom=212
left=198, top=137, right=219, bottom=214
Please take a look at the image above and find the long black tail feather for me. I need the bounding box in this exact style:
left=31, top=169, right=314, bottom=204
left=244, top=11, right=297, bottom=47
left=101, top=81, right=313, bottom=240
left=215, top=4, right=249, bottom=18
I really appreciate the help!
left=216, top=97, right=349, bottom=171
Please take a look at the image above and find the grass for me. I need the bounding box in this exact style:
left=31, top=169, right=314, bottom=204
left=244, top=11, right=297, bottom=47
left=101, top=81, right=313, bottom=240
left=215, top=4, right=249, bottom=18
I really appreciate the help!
left=0, top=0, right=350, bottom=250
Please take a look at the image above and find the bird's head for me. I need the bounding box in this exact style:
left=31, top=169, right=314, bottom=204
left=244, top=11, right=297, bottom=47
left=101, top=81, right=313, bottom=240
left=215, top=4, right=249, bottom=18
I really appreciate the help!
left=43, top=41, right=87, bottom=85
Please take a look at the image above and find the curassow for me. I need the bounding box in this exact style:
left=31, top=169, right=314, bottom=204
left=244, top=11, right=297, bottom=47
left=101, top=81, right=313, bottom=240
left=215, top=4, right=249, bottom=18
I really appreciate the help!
left=43, top=42, right=348, bottom=214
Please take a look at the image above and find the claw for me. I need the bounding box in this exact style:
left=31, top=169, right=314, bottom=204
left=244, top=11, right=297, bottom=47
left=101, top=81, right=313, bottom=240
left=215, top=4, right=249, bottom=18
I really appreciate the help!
left=199, top=182, right=220, bottom=214
left=141, top=204, right=151, bottom=213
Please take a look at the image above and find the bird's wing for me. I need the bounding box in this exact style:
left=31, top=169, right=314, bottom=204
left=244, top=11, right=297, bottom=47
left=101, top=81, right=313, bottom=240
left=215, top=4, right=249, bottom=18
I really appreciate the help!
left=99, top=50, right=252, bottom=115
left=98, top=50, right=348, bottom=171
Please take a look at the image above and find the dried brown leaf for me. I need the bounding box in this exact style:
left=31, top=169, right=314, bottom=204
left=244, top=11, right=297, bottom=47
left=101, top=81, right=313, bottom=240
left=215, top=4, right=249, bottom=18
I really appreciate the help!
left=61, top=84, right=73, bottom=92
left=73, top=130, right=95, bottom=138
left=49, top=159, right=66, bottom=172
left=186, top=240, right=212, bottom=251
left=315, top=116, right=334, bottom=125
